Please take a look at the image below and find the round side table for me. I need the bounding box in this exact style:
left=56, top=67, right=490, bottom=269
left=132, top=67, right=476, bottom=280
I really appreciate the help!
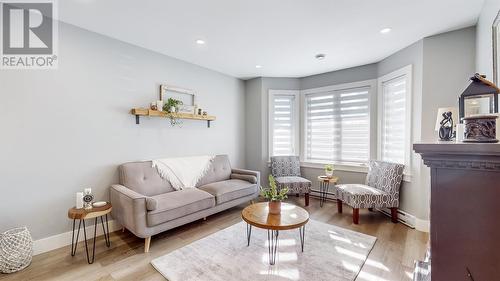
left=317, top=176, right=339, bottom=207
left=67, top=203, right=112, bottom=264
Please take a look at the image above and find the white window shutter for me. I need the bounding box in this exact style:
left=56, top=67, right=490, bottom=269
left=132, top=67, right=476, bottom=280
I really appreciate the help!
left=380, top=75, right=407, bottom=164
left=270, top=93, right=298, bottom=157
left=305, top=86, right=370, bottom=163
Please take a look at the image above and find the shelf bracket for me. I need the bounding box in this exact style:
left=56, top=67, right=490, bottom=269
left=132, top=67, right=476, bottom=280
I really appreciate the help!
left=135, top=115, right=140, bottom=125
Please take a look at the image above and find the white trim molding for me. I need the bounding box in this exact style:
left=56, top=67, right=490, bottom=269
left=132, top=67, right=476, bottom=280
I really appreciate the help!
left=415, top=218, right=430, bottom=233
left=33, top=219, right=122, bottom=256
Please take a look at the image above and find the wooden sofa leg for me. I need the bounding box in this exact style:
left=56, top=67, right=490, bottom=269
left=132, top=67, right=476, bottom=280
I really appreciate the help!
left=353, top=208, right=359, bottom=224
left=304, top=193, right=310, bottom=206
left=390, top=208, right=398, bottom=223
left=337, top=199, right=343, bottom=213
left=144, top=237, right=151, bottom=253
left=368, top=208, right=374, bottom=212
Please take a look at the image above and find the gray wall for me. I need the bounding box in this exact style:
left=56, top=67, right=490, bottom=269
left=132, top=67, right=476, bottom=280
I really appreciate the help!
left=0, top=23, right=246, bottom=240
left=301, top=63, right=378, bottom=89
left=476, top=0, right=500, bottom=78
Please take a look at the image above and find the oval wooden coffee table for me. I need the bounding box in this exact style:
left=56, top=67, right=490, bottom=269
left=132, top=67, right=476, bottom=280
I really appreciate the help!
left=241, top=202, right=309, bottom=265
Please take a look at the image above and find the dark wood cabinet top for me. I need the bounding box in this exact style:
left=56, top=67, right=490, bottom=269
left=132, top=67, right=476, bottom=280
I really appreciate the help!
left=414, top=142, right=500, bottom=155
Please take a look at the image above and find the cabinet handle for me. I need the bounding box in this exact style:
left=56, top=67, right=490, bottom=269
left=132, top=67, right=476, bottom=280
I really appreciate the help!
left=466, top=267, right=475, bottom=281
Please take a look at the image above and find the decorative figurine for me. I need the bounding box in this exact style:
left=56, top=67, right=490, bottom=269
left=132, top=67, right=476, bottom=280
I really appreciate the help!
left=439, top=111, right=455, bottom=141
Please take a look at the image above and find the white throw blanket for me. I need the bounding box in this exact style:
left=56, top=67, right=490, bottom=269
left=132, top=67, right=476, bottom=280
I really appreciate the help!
left=152, top=155, right=215, bottom=190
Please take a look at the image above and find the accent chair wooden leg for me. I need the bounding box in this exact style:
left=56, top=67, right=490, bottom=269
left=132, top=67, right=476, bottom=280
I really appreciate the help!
left=337, top=199, right=343, bottom=213
left=390, top=207, right=398, bottom=223
left=304, top=193, right=310, bottom=206
left=144, top=237, right=151, bottom=253
left=353, top=208, right=359, bottom=224
left=296, top=193, right=299, bottom=197
left=368, top=208, right=374, bottom=212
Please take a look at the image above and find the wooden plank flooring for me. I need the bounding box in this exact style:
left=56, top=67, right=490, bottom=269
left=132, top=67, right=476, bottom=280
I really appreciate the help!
left=0, top=197, right=428, bottom=281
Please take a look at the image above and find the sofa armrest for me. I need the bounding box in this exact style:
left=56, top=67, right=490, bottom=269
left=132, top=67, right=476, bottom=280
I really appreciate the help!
left=230, top=173, right=257, bottom=184
left=231, top=168, right=261, bottom=186
left=109, top=184, right=149, bottom=238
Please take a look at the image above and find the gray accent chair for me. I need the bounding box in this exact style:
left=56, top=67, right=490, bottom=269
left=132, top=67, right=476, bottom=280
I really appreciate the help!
left=334, top=160, right=404, bottom=224
left=110, top=155, right=260, bottom=252
left=270, top=156, right=311, bottom=206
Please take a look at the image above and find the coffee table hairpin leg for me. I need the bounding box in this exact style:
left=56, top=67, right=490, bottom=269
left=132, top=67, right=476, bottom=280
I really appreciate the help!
left=246, top=223, right=252, bottom=247
left=267, top=230, right=279, bottom=265
left=299, top=225, right=306, bottom=252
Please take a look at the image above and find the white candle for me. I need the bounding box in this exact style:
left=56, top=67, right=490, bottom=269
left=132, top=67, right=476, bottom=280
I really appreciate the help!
left=76, top=192, right=83, bottom=209
left=456, top=124, right=465, bottom=142
left=156, top=100, right=163, bottom=112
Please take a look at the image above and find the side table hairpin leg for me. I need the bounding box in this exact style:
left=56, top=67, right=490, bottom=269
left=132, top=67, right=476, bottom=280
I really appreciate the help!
left=70, top=215, right=111, bottom=264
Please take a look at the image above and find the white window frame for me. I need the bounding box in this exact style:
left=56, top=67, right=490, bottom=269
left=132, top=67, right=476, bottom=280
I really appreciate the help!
left=377, top=65, right=413, bottom=179
left=300, top=79, right=377, bottom=170
left=268, top=90, right=300, bottom=159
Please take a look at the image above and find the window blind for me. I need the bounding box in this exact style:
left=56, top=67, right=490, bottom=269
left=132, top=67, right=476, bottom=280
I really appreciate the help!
left=271, top=95, right=296, bottom=156
left=305, top=87, right=370, bottom=163
left=380, top=75, right=407, bottom=164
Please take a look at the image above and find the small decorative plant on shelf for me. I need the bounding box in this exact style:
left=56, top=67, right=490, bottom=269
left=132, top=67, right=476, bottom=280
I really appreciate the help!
left=260, top=175, right=288, bottom=214
left=325, top=164, right=334, bottom=178
left=162, top=98, right=184, bottom=126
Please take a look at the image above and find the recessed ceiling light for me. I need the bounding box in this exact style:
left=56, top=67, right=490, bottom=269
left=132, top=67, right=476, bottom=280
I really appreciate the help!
left=380, top=28, right=392, bottom=34
left=255, top=65, right=262, bottom=69
left=315, top=54, right=326, bottom=60
left=195, top=39, right=206, bottom=45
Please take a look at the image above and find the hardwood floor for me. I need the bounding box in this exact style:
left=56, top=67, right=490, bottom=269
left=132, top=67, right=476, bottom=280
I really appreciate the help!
left=0, top=197, right=428, bottom=281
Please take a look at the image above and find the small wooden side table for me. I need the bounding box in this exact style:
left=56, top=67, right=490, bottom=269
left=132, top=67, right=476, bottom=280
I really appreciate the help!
left=317, top=176, right=339, bottom=207
left=67, top=203, right=112, bottom=264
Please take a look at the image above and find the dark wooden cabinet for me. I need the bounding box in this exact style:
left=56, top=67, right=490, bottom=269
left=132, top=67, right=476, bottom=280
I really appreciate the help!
left=414, top=143, right=500, bottom=281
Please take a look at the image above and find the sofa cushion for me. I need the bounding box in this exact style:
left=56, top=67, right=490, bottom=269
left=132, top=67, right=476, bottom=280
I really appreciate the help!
left=119, top=161, right=175, bottom=197
left=275, top=176, right=312, bottom=194
left=146, top=189, right=215, bottom=226
left=196, top=155, right=232, bottom=187
left=198, top=179, right=258, bottom=205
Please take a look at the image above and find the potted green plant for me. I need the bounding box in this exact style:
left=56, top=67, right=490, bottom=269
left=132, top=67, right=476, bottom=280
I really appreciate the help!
left=163, top=98, right=183, bottom=113
left=162, top=98, right=184, bottom=126
left=325, top=164, right=334, bottom=178
left=260, top=175, right=288, bottom=214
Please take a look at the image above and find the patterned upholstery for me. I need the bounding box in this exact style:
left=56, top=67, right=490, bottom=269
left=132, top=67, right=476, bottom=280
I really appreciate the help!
left=271, top=156, right=301, bottom=177
left=334, top=161, right=404, bottom=209
left=275, top=176, right=312, bottom=194
left=270, top=156, right=311, bottom=194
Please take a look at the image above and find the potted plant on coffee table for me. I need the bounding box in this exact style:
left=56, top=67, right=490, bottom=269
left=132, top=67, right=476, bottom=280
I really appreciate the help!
left=260, top=175, right=288, bottom=215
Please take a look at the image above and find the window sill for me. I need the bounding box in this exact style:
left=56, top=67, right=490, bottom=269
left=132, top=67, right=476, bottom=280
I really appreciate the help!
left=267, top=160, right=412, bottom=182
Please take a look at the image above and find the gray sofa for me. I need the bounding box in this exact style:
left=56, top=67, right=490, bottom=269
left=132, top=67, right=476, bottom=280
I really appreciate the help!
left=110, top=155, right=260, bottom=252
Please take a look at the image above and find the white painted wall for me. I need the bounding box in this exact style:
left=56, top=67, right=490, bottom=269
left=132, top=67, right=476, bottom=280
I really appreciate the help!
left=476, top=0, right=500, bottom=78
left=0, top=22, right=246, bottom=240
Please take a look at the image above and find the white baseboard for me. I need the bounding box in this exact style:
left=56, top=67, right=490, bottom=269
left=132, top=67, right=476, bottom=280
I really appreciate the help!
left=415, top=218, right=430, bottom=233
left=33, top=220, right=122, bottom=256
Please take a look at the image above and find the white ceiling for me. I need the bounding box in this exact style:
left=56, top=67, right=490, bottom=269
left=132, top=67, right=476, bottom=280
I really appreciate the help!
left=60, top=0, right=484, bottom=79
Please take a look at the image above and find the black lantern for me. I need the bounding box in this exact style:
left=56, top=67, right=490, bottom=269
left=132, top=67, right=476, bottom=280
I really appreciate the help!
left=458, top=73, right=499, bottom=123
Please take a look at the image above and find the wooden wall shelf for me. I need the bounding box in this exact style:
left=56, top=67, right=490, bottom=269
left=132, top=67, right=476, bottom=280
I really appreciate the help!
left=131, top=108, right=216, bottom=127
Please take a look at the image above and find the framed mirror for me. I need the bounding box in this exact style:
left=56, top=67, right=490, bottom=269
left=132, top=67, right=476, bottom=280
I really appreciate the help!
left=493, top=10, right=500, bottom=86
left=159, top=84, right=197, bottom=114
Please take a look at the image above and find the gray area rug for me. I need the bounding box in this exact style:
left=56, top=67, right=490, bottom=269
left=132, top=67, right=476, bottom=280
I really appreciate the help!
left=151, top=220, right=376, bottom=281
